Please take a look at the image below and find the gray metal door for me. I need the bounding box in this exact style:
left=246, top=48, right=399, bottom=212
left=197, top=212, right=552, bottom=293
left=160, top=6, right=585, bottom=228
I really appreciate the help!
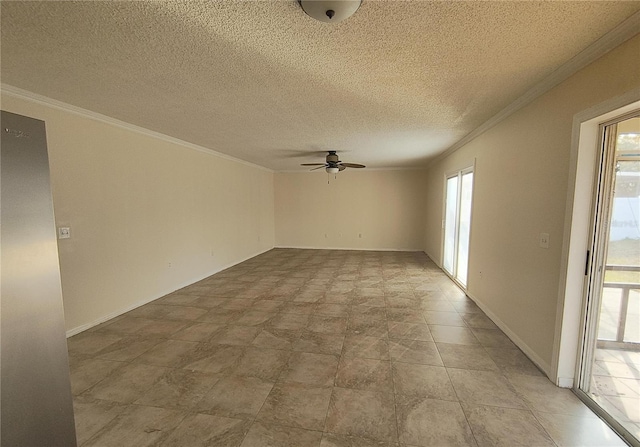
left=1, top=111, right=77, bottom=446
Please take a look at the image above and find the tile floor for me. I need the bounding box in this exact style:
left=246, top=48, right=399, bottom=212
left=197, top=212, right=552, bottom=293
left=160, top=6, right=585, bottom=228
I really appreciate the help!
left=68, top=249, right=628, bottom=446
left=591, top=348, right=640, bottom=441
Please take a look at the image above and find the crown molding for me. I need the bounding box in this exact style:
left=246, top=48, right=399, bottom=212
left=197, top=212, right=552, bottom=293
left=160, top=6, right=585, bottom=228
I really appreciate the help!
left=0, top=84, right=273, bottom=173
left=428, top=11, right=640, bottom=167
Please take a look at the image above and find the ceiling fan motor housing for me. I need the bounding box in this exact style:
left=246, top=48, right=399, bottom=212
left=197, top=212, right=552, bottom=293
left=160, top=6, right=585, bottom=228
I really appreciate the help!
left=326, top=151, right=339, bottom=164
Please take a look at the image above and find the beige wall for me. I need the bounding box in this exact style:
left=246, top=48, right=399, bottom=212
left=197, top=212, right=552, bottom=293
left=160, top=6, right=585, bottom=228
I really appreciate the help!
left=275, top=170, right=427, bottom=251
left=424, top=34, right=640, bottom=373
left=1, top=93, right=275, bottom=334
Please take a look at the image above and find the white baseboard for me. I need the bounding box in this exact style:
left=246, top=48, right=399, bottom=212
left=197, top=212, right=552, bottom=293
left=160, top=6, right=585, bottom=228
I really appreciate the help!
left=424, top=251, right=442, bottom=268
left=465, top=291, right=552, bottom=377
left=557, top=377, right=574, bottom=388
left=65, top=246, right=274, bottom=337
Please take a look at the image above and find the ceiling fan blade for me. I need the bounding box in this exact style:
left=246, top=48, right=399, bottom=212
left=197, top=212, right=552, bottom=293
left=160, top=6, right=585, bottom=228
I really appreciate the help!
left=301, top=163, right=326, bottom=166
left=339, top=165, right=346, bottom=171
left=340, top=163, right=366, bottom=168
left=310, top=166, right=325, bottom=171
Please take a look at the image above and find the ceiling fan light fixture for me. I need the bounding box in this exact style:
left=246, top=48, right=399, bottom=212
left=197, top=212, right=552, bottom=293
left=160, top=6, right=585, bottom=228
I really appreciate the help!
left=299, top=0, right=362, bottom=24
left=326, top=166, right=340, bottom=174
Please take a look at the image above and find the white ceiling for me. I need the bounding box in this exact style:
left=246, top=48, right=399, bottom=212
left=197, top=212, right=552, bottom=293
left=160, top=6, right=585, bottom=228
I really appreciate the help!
left=2, top=1, right=639, bottom=170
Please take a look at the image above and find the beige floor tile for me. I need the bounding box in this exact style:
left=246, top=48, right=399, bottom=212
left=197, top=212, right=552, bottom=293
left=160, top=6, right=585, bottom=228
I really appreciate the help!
left=420, top=300, right=457, bottom=312
left=388, top=321, right=433, bottom=342
left=507, top=374, right=595, bottom=416
left=211, top=325, right=262, bottom=346
left=395, top=395, right=475, bottom=446
left=163, top=413, right=251, bottom=447
left=82, top=404, right=185, bottom=447
left=67, top=249, right=629, bottom=446
left=436, top=343, right=498, bottom=371
left=459, top=313, right=498, bottom=330
left=384, top=294, right=424, bottom=309
left=315, top=303, right=351, bottom=318
left=325, top=387, right=397, bottom=442
left=462, top=403, right=554, bottom=447
left=241, top=421, right=323, bottom=447
left=342, top=335, right=390, bottom=360
left=134, top=319, right=190, bottom=338
left=335, top=357, right=392, bottom=391
left=134, top=339, right=200, bottom=367
left=73, top=396, right=127, bottom=445
left=67, top=332, right=123, bottom=357
left=429, top=325, right=479, bottom=345
left=470, top=328, right=516, bottom=349
left=596, top=361, right=640, bottom=380
left=199, top=308, right=244, bottom=325
left=307, top=315, right=349, bottom=334
left=351, top=296, right=386, bottom=308
left=604, top=395, right=640, bottom=422
left=385, top=307, right=426, bottom=324
left=84, top=363, right=169, bottom=404
left=155, top=293, right=200, bottom=306
left=190, top=296, right=229, bottom=308
left=392, top=362, right=457, bottom=401
left=257, top=382, right=332, bottom=431
left=279, top=352, right=339, bottom=386
left=169, top=322, right=224, bottom=342
left=234, top=347, right=291, bottom=381
left=70, top=358, right=125, bottom=395
left=234, top=310, right=277, bottom=327
left=293, top=331, right=345, bottom=356
left=452, top=300, right=483, bottom=314
left=534, top=411, right=628, bottom=446
left=134, top=369, right=220, bottom=409
left=196, top=375, right=274, bottom=419
left=222, top=299, right=257, bottom=310
left=347, top=314, right=388, bottom=338
left=250, top=299, right=285, bottom=313
left=423, top=310, right=467, bottom=327
left=389, top=339, right=443, bottom=366
left=485, top=347, right=544, bottom=377
left=182, top=343, right=245, bottom=374
left=319, top=432, right=390, bottom=447
left=320, top=293, right=354, bottom=305
left=252, top=328, right=301, bottom=350
left=94, top=336, right=164, bottom=362
left=448, top=369, right=527, bottom=409
left=268, top=313, right=311, bottom=330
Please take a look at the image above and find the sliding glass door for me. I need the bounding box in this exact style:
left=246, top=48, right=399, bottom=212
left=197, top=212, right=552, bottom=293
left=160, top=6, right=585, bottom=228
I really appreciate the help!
left=577, top=114, right=640, bottom=445
left=443, top=168, right=474, bottom=287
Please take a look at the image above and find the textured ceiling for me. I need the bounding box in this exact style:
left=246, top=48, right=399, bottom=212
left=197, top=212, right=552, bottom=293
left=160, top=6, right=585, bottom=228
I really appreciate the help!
left=1, top=1, right=639, bottom=170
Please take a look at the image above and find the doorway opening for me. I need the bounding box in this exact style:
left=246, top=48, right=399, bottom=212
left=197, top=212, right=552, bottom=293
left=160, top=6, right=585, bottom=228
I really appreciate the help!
left=443, top=167, right=474, bottom=288
left=577, top=113, right=640, bottom=445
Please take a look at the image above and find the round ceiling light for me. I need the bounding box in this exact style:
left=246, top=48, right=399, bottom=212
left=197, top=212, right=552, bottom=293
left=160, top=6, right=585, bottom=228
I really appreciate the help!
left=326, top=166, right=340, bottom=174
left=299, top=0, right=362, bottom=24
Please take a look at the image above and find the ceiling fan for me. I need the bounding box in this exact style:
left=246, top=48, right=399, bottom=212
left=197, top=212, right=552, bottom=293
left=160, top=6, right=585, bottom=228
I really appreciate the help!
left=301, top=151, right=366, bottom=174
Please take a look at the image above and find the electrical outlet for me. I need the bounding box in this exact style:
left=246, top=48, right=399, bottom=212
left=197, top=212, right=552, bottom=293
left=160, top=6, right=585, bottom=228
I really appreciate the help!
left=58, top=227, right=71, bottom=239
left=539, top=233, right=550, bottom=249
left=358, top=233, right=362, bottom=239
left=168, top=261, right=173, bottom=268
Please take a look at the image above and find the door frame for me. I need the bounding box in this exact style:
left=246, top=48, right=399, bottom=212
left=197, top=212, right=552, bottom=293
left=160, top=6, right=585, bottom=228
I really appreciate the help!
left=553, top=93, right=639, bottom=445
left=553, top=93, right=640, bottom=388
